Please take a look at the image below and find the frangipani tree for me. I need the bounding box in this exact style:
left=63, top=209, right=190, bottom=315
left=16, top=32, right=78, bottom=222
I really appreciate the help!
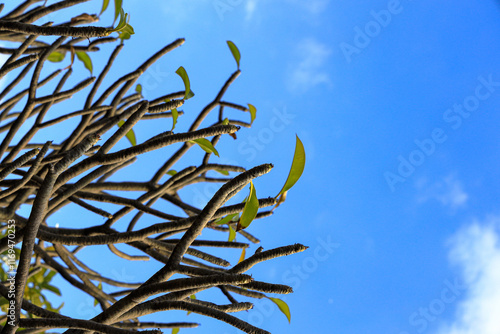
left=0, top=1, right=306, bottom=333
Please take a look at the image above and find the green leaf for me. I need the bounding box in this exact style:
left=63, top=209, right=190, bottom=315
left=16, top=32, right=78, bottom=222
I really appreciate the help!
left=76, top=52, right=92, bottom=75
left=117, top=120, right=137, bottom=146
left=267, top=297, right=291, bottom=323
left=53, top=302, right=64, bottom=313
left=114, top=0, right=123, bottom=24
left=118, top=23, right=134, bottom=41
left=247, top=104, right=257, bottom=124
left=215, top=169, right=229, bottom=176
left=175, top=66, right=191, bottom=100
left=276, top=135, right=306, bottom=197
left=44, top=269, right=57, bottom=281
left=40, top=282, right=61, bottom=296
left=32, top=271, right=44, bottom=284
left=222, top=118, right=229, bottom=125
left=164, top=98, right=179, bottom=130
left=227, top=40, right=241, bottom=69
left=237, top=182, right=258, bottom=231
left=185, top=89, right=195, bottom=100
left=135, top=84, right=142, bottom=94
left=94, top=282, right=103, bottom=306
left=100, top=0, right=110, bottom=16
left=189, top=138, right=219, bottom=157
left=186, top=294, right=197, bottom=315
left=228, top=224, right=236, bottom=242
left=47, top=52, right=65, bottom=62
left=171, top=107, right=178, bottom=131
left=215, top=213, right=239, bottom=225
left=108, top=8, right=133, bottom=37
left=167, top=170, right=177, bottom=176
left=172, top=329, right=179, bottom=334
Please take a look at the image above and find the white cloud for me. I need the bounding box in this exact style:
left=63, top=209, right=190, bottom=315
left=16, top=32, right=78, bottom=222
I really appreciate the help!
left=245, top=0, right=257, bottom=21
left=415, top=175, right=468, bottom=210
left=436, top=217, right=500, bottom=334
left=286, top=38, right=331, bottom=93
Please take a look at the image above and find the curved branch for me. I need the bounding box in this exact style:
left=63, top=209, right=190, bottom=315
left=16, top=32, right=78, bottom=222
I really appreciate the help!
left=0, top=21, right=109, bottom=37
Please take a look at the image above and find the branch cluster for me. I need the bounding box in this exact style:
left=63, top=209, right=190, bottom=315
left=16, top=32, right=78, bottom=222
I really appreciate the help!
left=0, top=2, right=306, bottom=334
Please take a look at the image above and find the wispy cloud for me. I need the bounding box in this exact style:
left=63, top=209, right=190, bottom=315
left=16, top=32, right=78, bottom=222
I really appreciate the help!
left=415, top=175, right=468, bottom=210
left=246, top=0, right=328, bottom=23
left=245, top=0, right=257, bottom=21
left=286, top=38, right=331, bottom=93
left=435, top=217, right=500, bottom=334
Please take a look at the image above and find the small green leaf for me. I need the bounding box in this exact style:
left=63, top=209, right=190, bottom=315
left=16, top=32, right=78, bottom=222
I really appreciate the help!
left=95, top=282, right=103, bottom=306
left=171, top=108, right=178, bottom=131
left=237, top=182, right=258, bottom=231
left=185, top=89, right=195, bottom=100
left=117, top=120, right=137, bottom=146
left=175, top=66, right=191, bottom=100
left=118, top=23, right=134, bottom=41
left=227, top=40, right=241, bottom=69
left=267, top=297, right=291, bottom=323
left=40, top=283, right=61, bottom=296
left=76, top=52, right=93, bottom=75
left=47, top=52, right=65, bottom=62
left=247, top=104, right=257, bottom=124
left=164, top=98, right=179, bottom=130
left=109, top=8, right=133, bottom=36
left=167, top=170, right=177, bottom=176
left=276, top=135, right=305, bottom=197
left=215, top=169, right=229, bottom=176
left=44, top=270, right=57, bottom=281
left=54, top=302, right=64, bottom=312
left=172, top=328, right=179, bottom=334
left=100, top=0, right=110, bottom=15
left=189, top=138, right=219, bottom=157
left=135, top=84, right=142, bottom=94
left=222, top=118, right=229, bottom=125
left=113, top=0, right=123, bottom=24
left=228, top=224, right=236, bottom=242
left=186, top=294, right=197, bottom=315
left=215, top=213, right=239, bottom=225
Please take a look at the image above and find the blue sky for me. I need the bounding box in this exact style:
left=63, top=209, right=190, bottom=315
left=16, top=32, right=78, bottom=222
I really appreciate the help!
left=2, top=0, right=500, bottom=333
